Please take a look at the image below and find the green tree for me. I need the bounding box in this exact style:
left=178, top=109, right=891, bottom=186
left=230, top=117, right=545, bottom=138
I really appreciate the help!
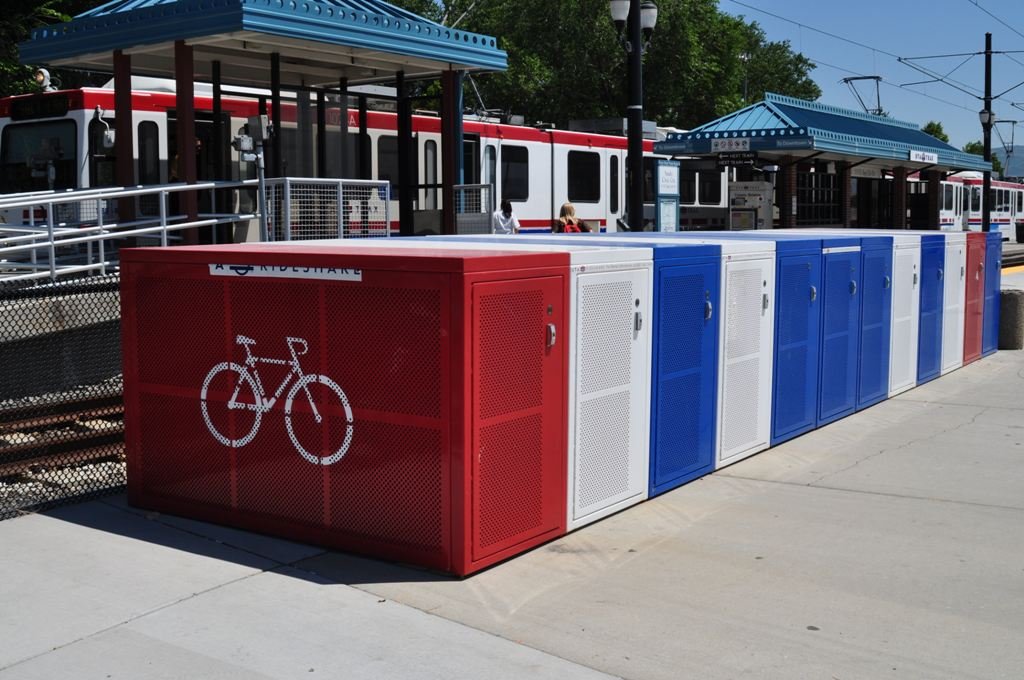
left=1, top=0, right=105, bottom=97
left=963, top=140, right=1003, bottom=175
left=922, top=121, right=950, bottom=143
left=395, top=0, right=821, bottom=130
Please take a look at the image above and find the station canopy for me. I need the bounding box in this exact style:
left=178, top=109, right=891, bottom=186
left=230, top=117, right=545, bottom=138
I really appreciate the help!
left=19, top=0, right=507, bottom=87
left=656, top=93, right=991, bottom=174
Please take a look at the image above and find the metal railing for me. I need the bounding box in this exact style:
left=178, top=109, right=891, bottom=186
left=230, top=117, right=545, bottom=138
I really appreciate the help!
left=454, top=183, right=495, bottom=234
left=264, top=177, right=392, bottom=241
left=0, top=177, right=391, bottom=282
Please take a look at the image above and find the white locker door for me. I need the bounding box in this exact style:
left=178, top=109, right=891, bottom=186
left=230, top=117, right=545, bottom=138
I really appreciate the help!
left=717, top=257, right=774, bottom=467
left=570, top=268, right=651, bottom=529
left=941, top=243, right=967, bottom=374
left=889, top=246, right=921, bottom=396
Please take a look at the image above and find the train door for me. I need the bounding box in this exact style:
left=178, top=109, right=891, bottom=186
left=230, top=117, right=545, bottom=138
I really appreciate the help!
left=498, top=139, right=548, bottom=231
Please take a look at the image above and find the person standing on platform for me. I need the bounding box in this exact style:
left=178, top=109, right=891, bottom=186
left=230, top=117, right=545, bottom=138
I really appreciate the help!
left=492, top=199, right=521, bottom=234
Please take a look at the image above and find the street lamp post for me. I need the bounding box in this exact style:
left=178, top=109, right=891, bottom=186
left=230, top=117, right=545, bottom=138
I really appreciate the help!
left=610, top=0, right=658, bottom=231
left=981, top=32, right=992, bottom=234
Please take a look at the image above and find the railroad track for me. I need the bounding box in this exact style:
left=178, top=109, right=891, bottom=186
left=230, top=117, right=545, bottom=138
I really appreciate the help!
left=0, top=395, right=124, bottom=479
left=1002, top=249, right=1024, bottom=269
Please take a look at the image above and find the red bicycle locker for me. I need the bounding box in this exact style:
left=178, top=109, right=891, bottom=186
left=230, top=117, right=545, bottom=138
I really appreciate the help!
left=963, top=232, right=986, bottom=365
left=120, top=243, right=570, bottom=576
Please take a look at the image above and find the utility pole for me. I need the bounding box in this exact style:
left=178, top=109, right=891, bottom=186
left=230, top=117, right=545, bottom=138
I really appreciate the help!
left=627, top=0, right=644, bottom=231
left=982, top=32, right=992, bottom=234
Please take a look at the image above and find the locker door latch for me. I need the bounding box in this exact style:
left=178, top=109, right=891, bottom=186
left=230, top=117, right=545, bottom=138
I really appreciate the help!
left=704, top=300, right=714, bottom=320
left=546, top=323, right=557, bottom=348
left=634, top=311, right=644, bottom=334
left=850, top=280, right=857, bottom=296
left=762, top=293, right=770, bottom=314
left=809, top=285, right=817, bottom=302
left=938, top=268, right=944, bottom=281
left=914, top=272, right=919, bottom=286
left=884, top=276, right=891, bottom=289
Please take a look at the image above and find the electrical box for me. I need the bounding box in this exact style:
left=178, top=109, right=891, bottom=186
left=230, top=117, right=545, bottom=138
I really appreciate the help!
left=728, top=182, right=773, bottom=231
left=120, top=243, right=571, bottom=576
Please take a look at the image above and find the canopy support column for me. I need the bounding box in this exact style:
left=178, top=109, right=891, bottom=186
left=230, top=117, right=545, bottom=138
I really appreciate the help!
left=316, top=89, right=326, bottom=178
left=838, top=161, right=853, bottom=227
left=271, top=52, right=282, bottom=177
left=113, top=49, right=135, bottom=225
left=397, top=71, right=413, bottom=236
left=174, top=39, right=198, bottom=240
left=441, top=69, right=463, bottom=235
left=338, top=78, right=349, bottom=177
left=892, top=166, right=907, bottom=228
left=778, top=157, right=797, bottom=228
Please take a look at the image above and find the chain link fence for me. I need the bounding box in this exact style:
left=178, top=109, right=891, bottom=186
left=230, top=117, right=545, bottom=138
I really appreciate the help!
left=0, top=275, right=124, bottom=519
left=265, top=178, right=392, bottom=240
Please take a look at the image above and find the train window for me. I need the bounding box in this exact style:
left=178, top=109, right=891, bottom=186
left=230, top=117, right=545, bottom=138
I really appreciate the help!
left=942, top=184, right=954, bottom=211
left=642, top=157, right=656, bottom=202
left=1018, top=191, right=1023, bottom=212
left=610, top=155, right=619, bottom=214
left=501, top=145, right=529, bottom=201
left=972, top=187, right=982, bottom=212
left=568, top=150, right=601, bottom=202
left=377, top=135, right=418, bottom=199
left=680, top=170, right=697, bottom=204
left=424, top=140, right=438, bottom=210
left=698, top=170, right=722, bottom=205
left=1, top=120, right=79, bottom=193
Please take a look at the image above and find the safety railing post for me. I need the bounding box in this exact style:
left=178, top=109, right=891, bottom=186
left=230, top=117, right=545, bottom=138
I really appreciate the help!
left=46, top=202, right=56, bottom=281
left=159, top=190, right=168, bottom=247
left=97, top=197, right=106, bottom=275
left=337, top=183, right=344, bottom=238
left=283, top=178, right=292, bottom=241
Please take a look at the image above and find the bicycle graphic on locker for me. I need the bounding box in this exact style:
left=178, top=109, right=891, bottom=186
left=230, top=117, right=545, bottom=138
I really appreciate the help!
left=200, top=335, right=354, bottom=465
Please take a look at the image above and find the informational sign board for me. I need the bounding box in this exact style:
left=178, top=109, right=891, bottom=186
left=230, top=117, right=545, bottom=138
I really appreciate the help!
left=717, top=151, right=758, bottom=167
left=655, top=159, right=681, bottom=232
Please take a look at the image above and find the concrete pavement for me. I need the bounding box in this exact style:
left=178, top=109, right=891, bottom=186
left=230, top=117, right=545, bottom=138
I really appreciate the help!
left=2, top=350, right=1023, bottom=679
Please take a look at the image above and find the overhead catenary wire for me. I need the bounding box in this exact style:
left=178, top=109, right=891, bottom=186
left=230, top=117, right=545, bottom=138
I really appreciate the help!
left=965, top=0, right=1024, bottom=43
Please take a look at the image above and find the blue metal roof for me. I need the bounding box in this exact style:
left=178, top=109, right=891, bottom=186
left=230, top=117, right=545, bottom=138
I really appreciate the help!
left=20, top=0, right=506, bottom=86
left=656, top=93, right=990, bottom=173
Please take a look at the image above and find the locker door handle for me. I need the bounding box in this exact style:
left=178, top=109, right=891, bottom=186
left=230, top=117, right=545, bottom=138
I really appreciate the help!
left=960, top=266, right=965, bottom=280
left=809, top=285, right=817, bottom=302
left=850, top=280, right=857, bottom=296
left=546, top=323, right=557, bottom=348
left=884, top=275, right=891, bottom=289
left=634, top=311, right=644, bottom=333
left=913, top=272, right=919, bottom=286
left=704, top=300, right=714, bottom=320
left=762, top=293, right=770, bottom=313
left=938, top=268, right=944, bottom=281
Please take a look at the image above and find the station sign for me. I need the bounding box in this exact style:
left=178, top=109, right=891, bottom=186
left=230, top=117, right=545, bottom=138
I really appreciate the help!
left=909, top=149, right=939, bottom=164
left=717, top=151, right=759, bottom=167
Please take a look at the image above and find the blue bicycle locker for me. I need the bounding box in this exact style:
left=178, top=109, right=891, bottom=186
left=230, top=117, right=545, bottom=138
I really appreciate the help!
left=435, top=234, right=723, bottom=497
left=917, top=235, right=946, bottom=384
left=817, top=239, right=862, bottom=426
left=853, top=236, right=894, bottom=410
left=634, top=231, right=824, bottom=446
left=982, top=231, right=1002, bottom=357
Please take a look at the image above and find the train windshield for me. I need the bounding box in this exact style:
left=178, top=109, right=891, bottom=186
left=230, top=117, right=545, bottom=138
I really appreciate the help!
left=0, top=120, right=78, bottom=194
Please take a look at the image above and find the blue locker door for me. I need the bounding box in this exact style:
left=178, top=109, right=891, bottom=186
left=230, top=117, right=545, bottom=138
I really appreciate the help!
left=857, top=247, right=893, bottom=409
left=917, top=243, right=945, bottom=383
left=771, top=253, right=821, bottom=445
left=650, top=260, right=720, bottom=496
left=982, top=233, right=1001, bottom=356
left=818, top=251, right=861, bottom=425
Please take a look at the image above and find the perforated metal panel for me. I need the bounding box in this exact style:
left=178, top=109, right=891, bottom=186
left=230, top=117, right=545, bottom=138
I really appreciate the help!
left=650, top=261, right=719, bottom=495
left=889, top=246, right=921, bottom=396
left=982, top=232, right=1001, bottom=357
left=569, top=268, right=650, bottom=528
left=472, top=277, right=566, bottom=562
left=718, top=257, right=774, bottom=466
left=771, top=253, right=820, bottom=444
left=918, top=242, right=945, bottom=383
left=963, top=233, right=985, bottom=364
left=940, top=242, right=967, bottom=374
left=857, top=246, right=892, bottom=410
left=818, top=251, right=860, bottom=425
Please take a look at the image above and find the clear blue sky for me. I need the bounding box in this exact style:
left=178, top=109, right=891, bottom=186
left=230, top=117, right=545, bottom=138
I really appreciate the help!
left=718, top=0, right=1024, bottom=151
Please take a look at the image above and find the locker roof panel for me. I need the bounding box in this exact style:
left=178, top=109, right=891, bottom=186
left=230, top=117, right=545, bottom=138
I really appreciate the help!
left=620, top=235, right=776, bottom=255
left=119, top=243, right=569, bottom=273
left=485, top=235, right=721, bottom=262
left=327, top=237, right=655, bottom=266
